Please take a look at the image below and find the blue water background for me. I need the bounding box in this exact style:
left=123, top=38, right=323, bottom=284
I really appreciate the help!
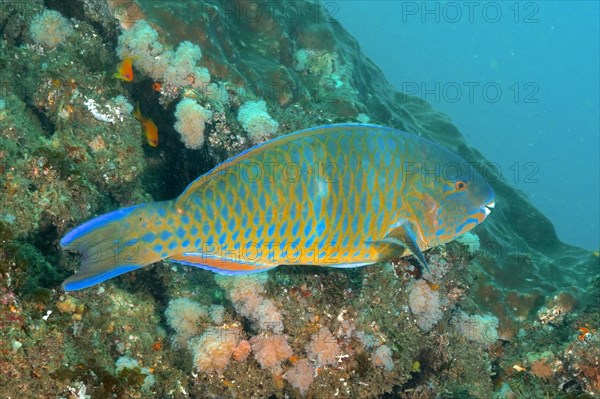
left=332, top=1, right=600, bottom=250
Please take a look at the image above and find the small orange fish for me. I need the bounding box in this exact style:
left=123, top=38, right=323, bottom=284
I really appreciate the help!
left=578, top=326, right=590, bottom=341
left=134, top=104, right=158, bottom=147
left=114, top=57, right=134, bottom=81
left=152, top=82, right=162, bottom=92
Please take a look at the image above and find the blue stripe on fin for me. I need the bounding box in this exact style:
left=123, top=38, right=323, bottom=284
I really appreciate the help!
left=169, top=259, right=275, bottom=276
left=62, top=265, right=142, bottom=291
left=60, top=204, right=144, bottom=248
left=322, top=261, right=375, bottom=269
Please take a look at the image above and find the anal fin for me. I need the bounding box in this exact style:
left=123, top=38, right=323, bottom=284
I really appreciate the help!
left=170, top=253, right=276, bottom=276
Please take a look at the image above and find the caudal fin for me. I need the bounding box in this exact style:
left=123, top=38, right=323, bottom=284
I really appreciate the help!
left=60, top=202, right=171, bottom=291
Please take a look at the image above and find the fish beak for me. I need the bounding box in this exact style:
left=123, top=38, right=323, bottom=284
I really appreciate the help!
left=483, top=200, right=495, bottom=217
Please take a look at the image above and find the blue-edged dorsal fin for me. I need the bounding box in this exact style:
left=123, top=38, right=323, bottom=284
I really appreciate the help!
left=174, top=123, right=393, bottom=212
left=368, top=221, right=430, bottom=273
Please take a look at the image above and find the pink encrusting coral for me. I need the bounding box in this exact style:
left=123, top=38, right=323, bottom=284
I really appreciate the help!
left=408, top=280, right=444, bottom=331
left=174, top=98, right=212, bottom=149
left=189, top=326, right=243, bottom=375
left=371, top=345, right=394, bottom=371
left=216, top=275, right=284, bottom=333
left=165, top=298, right=208, bottom=348
left=232, top=339, right=252, bottom=362
left=305, top=327, right=342, bottom=368
left=250, top=334, right=293, bottom=373
left=283, top=358, right=315, bottom=395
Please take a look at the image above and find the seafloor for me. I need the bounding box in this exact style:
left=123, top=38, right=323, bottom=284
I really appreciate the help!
left=0, top=1, right=598, bottom=398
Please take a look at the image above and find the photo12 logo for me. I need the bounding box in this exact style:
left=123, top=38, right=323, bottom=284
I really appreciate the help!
left=400, top=1, right=540, bottom=24
left=399, top=81, right=540, bottom=105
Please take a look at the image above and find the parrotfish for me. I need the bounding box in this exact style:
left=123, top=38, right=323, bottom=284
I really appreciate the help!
left=61, top=124, right=495, bottom=291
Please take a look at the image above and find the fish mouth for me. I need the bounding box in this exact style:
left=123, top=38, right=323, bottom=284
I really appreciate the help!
left=482, top=200, right=495, bottom=217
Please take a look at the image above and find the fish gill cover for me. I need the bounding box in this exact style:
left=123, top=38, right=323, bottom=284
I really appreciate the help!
left=0, top=1, right=598, bottom=398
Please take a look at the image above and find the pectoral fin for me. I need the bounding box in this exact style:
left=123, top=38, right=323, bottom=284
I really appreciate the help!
left=368, top=222, right=430, bottom=273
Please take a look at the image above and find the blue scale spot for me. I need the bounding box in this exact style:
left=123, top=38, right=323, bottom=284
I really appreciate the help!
left=319, top=250, right=327, bottom=260
left=161, top=251, right=168, bottom=258
left=364, top=213, right=372, bottom=229
left=306, top=250, right=314, bottom=258
left=142, top=233, right=155, bottom=243
left=176, top=226, right=186, bottom=239
left=157, top=208, right=167, bottom=217
left=234, top=200, right=242, bottom=215
left=168, top=241, right=178, bottom=251
left=340, top=216, right=350, bottom=231
left=353, top=250, right=361, bottom=257
left=291, top=221, right=300, bottom=236
left=194, top=209, right=202, bottom=221
left=222, top=206, right=229, bottom=221
left=181, top=214, right=190, bottom=224
left=267, top=224, right=275, bottom=237
left=190, top=225, right=198, bottom=236
left=202, top=223, right=211, bottom=235
left=305, top=235, right=315, bottom=248
left=160, top=231, right=173, bottom=241
left=256, top=239, right=264, bottom=248
left=181, top=239, right=190, bottom=247
left=232, top=231, right=239, bottom=241
left=124, top=238, right=138, bottom=247
left=258, top=192, right=266, bottom=208
left=228, top=218, right=236, bottom=231
left=244, top=228, right=251, bottom=239
left=214, top=195, right=223, bottom=211
left=215, top=222, right=222, bottom=235
left=194, top=239, right=202, bottom=248
left=304, top=220, right=313, bottom=236
left=315, top=220, right=326, bottom=236
left=241, top=214, right=248, bottom=227
left=219, top=234, right=227, bottom=245
left=279, top=239, right=288, bottom=250
left=193, top=195, right=202, bottom=206
left=342, top=235, right=350, bottom=248
left=256, top=226, right=264, bottom=237
left=290, top=238, right=300, bottom=249
left=294, top=184, right=304, bottom=201
left=153, top=244, right=163, bottom=253
left=350, top=219, right=359, bottom=232
left=279, top=221, right=288, bottom=236
left=318, top=240, right=327, bottom=251
left=289, top=206, right=297, bottom=221
left=376, top=212, right=384, bottom=228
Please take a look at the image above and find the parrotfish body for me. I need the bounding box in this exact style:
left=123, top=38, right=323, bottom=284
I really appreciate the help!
left=61, top=124, right=495, bottom=290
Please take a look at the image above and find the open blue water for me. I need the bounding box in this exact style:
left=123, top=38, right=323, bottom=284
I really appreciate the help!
left=333, top=1, right=599, bottom=250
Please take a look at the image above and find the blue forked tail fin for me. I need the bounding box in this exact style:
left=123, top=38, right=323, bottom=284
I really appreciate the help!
left=60, top=202, right=171, bottom=291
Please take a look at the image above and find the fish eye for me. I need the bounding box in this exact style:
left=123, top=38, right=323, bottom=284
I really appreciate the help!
left=455, top=180, right=467, bottom=191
